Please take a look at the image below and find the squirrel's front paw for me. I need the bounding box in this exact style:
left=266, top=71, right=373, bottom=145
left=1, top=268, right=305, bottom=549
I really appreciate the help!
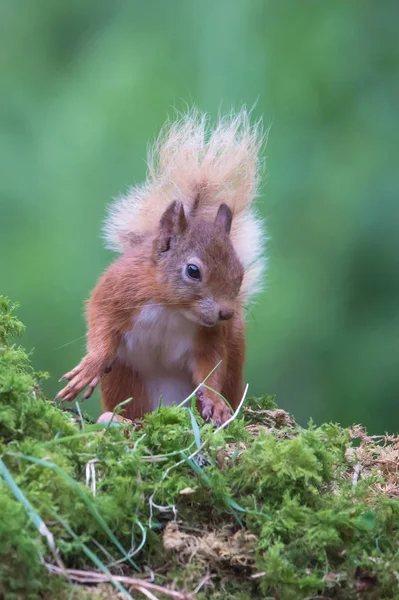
left=56, top=355, right=106, bottom=402
left=197, top=388, right=231, bottom=426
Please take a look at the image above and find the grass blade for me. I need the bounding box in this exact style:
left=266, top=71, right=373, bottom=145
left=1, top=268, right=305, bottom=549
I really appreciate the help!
left=8, top=452, right=139, bottom=571
left=52, top=512, right=133, bottom=599
left=188, top=409, right=201, bottom=450
left=176, top=360, right=222, bottom=408
left=0, top=457, right=66, bottom=573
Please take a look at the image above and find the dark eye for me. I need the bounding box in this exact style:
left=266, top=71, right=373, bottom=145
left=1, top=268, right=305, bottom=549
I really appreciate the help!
left=186, top=264, right=201, bottom=280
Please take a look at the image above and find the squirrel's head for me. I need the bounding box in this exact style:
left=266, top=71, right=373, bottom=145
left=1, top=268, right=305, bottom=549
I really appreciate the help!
left=152, top=200, right=244, bottom=327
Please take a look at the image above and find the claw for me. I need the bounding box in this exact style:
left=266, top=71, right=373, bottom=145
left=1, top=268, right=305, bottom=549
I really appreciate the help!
left=196, top=387, right=231, bottom=426
left=56, top=356, right=103, bottom=404
left=83, top=376, right=100, bottom=400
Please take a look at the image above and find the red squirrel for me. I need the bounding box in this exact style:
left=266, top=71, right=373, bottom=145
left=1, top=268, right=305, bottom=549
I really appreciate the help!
left=56, top=109, right=266, bottom=425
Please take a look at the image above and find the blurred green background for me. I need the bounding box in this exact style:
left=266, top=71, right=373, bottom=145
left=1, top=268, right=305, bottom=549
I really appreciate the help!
left=1, top=0, right=398, bottom=432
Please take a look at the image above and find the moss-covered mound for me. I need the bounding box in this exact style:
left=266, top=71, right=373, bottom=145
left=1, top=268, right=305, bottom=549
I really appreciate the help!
left=1, top=297, right=399, bottom=600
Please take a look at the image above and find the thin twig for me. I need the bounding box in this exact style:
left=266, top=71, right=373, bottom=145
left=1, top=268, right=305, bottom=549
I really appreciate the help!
left=138, top=587, right=161, bottom=600
left=45, top=564, right=196, bottom=599
left=193, top=574, right=215, bottom=593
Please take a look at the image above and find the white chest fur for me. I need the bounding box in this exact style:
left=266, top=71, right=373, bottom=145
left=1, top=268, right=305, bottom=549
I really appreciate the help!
left=118, top=305, right=197, bottom=410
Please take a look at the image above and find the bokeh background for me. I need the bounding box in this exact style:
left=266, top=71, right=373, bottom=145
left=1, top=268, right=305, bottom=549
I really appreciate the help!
left=1, top=0, right=398, bottom=432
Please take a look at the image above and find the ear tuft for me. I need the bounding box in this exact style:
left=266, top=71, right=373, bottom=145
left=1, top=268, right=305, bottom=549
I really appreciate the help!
left=157, top=200, right=187, bottom=253
left=191, top=192, right=201, bottom=217
left=215, top=203, right=233, bottom=235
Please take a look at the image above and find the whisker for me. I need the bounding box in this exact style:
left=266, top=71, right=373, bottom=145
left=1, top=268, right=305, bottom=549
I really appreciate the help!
left=118, top=301, right=193, bottom=311
left=54, top=299, right=248, bottom=351
left=54, top=335, right=86, bottom=351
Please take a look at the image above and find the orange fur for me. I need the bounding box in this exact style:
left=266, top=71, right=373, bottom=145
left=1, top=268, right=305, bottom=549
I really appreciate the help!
left=57, top=247, right=245, bottom=424
left=100, top=360, right=147, bottom=420
left=57, top=109, right=266, bottom=425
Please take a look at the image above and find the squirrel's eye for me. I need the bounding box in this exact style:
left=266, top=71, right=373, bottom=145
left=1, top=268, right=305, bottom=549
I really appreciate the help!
left=186, top=264, right=201, bottom=280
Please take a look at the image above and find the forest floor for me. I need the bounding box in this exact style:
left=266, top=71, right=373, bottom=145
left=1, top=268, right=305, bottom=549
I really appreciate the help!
left=1, top=296, right=399, bottom=600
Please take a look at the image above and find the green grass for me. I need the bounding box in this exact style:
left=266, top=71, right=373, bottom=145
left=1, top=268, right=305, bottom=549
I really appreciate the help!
left=1, top=296, right=399, bottom=599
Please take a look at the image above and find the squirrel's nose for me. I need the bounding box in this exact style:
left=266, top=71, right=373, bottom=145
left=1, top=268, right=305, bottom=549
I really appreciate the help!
left=219, top=309, right=234, bottom=321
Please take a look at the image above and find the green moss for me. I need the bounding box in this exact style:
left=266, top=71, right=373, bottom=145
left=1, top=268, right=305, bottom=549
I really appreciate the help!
left=1, top=295, right=399, bottom=599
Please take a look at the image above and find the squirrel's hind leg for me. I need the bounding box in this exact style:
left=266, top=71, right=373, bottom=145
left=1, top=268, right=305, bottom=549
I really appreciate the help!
left=100, top=360, right=148, bottom=420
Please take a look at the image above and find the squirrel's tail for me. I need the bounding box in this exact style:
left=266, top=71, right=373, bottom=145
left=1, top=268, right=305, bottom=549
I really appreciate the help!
left=103, top=107, right=267, bottom=303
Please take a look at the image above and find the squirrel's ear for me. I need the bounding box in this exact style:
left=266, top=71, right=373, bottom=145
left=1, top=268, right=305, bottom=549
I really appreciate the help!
left=156, top=200, right=187, bottom=253
left=214, top=203, right=233, bottom=235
